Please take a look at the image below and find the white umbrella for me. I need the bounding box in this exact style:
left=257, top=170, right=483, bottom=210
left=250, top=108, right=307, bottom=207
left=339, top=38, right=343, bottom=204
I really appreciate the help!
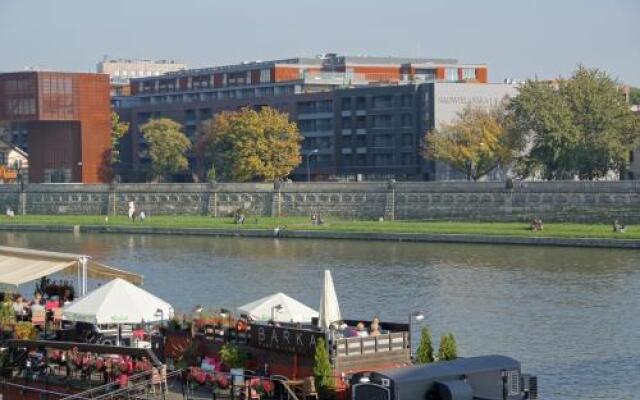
left=318, top=270, right=342, bottom=330
left=63, top=278, right=174, bottom=325
left=238, top=292, right=318, bottom=323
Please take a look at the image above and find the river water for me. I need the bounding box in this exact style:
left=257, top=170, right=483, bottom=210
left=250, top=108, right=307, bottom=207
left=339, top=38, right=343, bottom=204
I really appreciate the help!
left=0, top=231, right=638, bottom=400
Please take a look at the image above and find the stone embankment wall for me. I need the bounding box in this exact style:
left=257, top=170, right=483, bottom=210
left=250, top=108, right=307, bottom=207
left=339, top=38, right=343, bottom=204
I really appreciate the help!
left=0, top=181, right=638, bottom=222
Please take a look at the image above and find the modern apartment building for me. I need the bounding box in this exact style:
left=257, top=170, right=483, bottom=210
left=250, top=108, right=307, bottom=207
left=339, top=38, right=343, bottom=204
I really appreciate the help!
left=0, top=71, right=111, bottom=183
left=117, top=54, right=517, bottom=181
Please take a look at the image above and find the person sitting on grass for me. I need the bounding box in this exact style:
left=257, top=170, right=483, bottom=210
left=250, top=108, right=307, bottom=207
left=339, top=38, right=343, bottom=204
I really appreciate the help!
left=530, top=218, right=543, bottom=231
left=613, top=219, right=627, bottom=233
left=234, top=210, right=245, bottom=224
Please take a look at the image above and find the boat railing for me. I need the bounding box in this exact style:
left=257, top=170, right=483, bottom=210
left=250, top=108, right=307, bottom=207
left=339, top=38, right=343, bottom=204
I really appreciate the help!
left=333, top=331, right=409, bottom=357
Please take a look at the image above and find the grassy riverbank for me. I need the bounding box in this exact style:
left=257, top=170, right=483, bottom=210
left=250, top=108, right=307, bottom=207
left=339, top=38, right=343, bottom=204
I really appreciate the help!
left=0, top=214, right=637, bottom=240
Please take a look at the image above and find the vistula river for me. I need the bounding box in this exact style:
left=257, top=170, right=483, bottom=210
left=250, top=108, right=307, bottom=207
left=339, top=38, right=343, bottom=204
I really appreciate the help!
left=0, top=231, right=638, bottom=400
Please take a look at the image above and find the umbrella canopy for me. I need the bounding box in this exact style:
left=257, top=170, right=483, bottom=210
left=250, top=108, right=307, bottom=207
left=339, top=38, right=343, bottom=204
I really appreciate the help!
left=318, top=270, right=342, bottom=330
left=238, top=292, right=318, bottom=323
left=63, top=278, right=173, bottom=324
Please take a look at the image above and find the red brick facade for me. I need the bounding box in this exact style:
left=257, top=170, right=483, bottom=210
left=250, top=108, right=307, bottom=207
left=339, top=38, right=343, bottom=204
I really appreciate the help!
left=0, top=71, right=111, bottom=183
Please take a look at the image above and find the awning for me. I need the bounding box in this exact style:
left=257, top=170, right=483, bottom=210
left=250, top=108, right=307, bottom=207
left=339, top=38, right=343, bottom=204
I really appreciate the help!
left=0, top=246, right=143, bottom=286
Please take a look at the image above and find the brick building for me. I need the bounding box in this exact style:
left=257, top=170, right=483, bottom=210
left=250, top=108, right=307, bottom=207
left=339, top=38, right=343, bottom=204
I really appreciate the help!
left=117, top=54, right=517, bottom=181
left=0, top=71, right=111, bottom=183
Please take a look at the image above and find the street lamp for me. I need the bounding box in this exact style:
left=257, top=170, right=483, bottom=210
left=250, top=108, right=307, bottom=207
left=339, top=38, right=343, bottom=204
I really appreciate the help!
left=271, top=304, right=283, bottom=323
left=154, top=308, right=164, bottom=326
left=408, top=311, right=425, bottom=359
left=306, top=149, right=319, bottom=182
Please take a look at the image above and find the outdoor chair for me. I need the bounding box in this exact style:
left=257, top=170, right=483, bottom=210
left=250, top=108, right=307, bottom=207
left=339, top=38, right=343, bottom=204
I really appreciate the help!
left=31, top=309, right=46, bottom=329
left=53, top=308, right=63, bottom=329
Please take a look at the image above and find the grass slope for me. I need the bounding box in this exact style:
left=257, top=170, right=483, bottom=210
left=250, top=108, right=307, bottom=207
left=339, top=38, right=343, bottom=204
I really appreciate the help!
left=0, top=215, right=637, bottom=240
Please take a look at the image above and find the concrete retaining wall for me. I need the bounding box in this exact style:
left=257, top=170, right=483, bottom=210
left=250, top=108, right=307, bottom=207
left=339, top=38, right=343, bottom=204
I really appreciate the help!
left=0, top=181, right=638, bottom=222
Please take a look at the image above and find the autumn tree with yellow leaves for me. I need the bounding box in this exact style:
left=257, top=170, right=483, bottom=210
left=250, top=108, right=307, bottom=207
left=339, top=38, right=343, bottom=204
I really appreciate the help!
left=423, top=105, right=517, bottom=181
left=196, top=107, right=302, bottom=182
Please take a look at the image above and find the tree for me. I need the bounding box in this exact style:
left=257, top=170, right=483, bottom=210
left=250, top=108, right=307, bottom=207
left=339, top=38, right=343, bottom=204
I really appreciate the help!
left=140, top=118, right=191, bottom=181
left=423, top=104, right=517, bottom=181
left=438, top=333, right=458, bottom=361
left=111, top=112, right=129, bottom=166
left=196, top=107, right=302, bottom=182
left=415, top=326, right=435, bottom=364
left=313, top=338, right=335, bottom=397
left=509, top=66, right=640, bottom=180
left=99, top=112, right=130, bottom=182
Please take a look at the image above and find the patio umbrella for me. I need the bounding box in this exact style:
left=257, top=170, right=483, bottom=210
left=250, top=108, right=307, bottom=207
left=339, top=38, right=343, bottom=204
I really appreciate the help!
left=318, top=270, right=342, bottom=330
left=238, top=292, right=318, bottom=323
left=63, top=278, right=173, bottom=344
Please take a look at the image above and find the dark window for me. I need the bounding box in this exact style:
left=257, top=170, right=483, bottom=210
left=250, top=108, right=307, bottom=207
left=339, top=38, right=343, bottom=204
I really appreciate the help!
left=401, top=134, right=413, bottom=146
left=401, top=152, right=414, bottom=165
left=355, top=116, right=366, bottom=129
left=372, top=115, right=393, bottom=128
left=373, top=153, right=392, bottom=166
left=401, top=114, right=413, bottom=127
left=400, top=94, right=413, bottom=107
left=341, top=98, right=352, bottom=110
left=372, top=95, right=393, bottom=109
left=356, top=96, right=366, bottom=109
left=373, top=135, right=392, bottom=147
left=341, top=117, right=353, bottom=129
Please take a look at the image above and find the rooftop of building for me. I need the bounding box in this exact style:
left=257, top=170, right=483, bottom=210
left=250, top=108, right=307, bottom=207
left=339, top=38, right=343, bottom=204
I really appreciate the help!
left=98, top=57, right=186, bottom=65
left=132, top=53, right=482, bottom=81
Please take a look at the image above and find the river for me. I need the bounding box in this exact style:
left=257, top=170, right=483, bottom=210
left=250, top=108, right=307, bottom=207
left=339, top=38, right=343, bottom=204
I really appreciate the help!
left=0, top=231, right=638, bottom=400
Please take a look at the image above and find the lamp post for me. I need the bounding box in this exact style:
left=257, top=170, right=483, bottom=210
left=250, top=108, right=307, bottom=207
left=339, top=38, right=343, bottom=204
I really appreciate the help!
left=271, top=304, right=283, bottom=323
left=408, top=311, right=425, bottom=359
left=154, top=308, right=164, bottom=327
left=306, top=149, right=319, bottom=182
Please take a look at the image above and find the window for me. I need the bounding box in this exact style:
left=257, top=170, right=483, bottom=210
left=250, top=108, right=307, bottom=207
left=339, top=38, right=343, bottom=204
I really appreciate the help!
left=400, top=114, right=413, bottom=127
left=400, top=94, right=413, bottom=107
left=260, top=69, right=272, bottom=83
left=372, top=115, right=393, bottom=128
left=401, top=152, right=413, bottom=165
left=372, top=95, right=393, bottom=109
left=341, top=117, right=353, bottom=129
left=341, top=97, right=352, bottom=110
left=462, top=68, right=476, bottom=80
left=445, top=68, right=459, bottom=82
left=355, top=116, right=366, bottom=129
left=316, top=118, right=333, bottom=131
left=373, top=134, right=392, bottom=147
left=356, top=96, right=366, bottom=109
left=317, top=100, right=332, bottom=113
left=0, top=152, right=6, bottom=165
left=401, top=134, right=413, bottom=146
left=373, top=153, right=392, bottom=166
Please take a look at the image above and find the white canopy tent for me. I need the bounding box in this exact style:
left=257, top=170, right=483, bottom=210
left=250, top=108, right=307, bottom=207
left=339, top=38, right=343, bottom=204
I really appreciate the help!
left=0, top=246, right=143, bottom=295
left=238, top=292, right=318, bottom=323
left=318, top=270, right=342, bottom=330
left=63, top=278, right=173, bottom=325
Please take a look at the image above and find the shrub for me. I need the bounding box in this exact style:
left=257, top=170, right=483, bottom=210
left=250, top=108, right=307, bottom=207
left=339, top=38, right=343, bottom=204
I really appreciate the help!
left=219, top=343, right=247, bottom=369
left=313, top=338, right=335, bottom=398
left=438, top=333, right=458, bottom=361
left=415, top=327, right=434, bottom=364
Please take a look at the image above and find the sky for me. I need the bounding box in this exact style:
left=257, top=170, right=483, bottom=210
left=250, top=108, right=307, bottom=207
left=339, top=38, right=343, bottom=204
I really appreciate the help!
left=1, top=0, right=639, bottom=85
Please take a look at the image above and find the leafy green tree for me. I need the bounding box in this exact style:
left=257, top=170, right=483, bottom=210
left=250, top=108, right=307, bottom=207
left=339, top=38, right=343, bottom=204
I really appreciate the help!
left=438, top=333, right=458, bottom=361
left=313, top=338, right=335, bottom=397
left=423, top=104, right=518, bottom=181
left=510, top=66, right=640, bottom=180
left=196, top=107, right=302, bottom=182
left=111, top=112, right=129, bottom=166
left=140, top=118, right=191, bottom=181
left=415, top=326, right=435, bottom=364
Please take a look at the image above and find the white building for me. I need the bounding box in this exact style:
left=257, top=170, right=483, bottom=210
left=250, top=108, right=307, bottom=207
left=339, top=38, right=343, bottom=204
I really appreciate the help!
left=97, top=57, right=187, bottom=84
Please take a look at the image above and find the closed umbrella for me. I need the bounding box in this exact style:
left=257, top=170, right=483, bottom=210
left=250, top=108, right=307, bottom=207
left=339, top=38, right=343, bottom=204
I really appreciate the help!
left=318, top=270, right=342, bottom=330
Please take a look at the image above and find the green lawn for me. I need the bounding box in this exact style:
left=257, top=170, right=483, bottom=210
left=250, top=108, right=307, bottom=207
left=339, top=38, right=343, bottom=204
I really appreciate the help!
left=0, top=214, right=636, bottom=240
